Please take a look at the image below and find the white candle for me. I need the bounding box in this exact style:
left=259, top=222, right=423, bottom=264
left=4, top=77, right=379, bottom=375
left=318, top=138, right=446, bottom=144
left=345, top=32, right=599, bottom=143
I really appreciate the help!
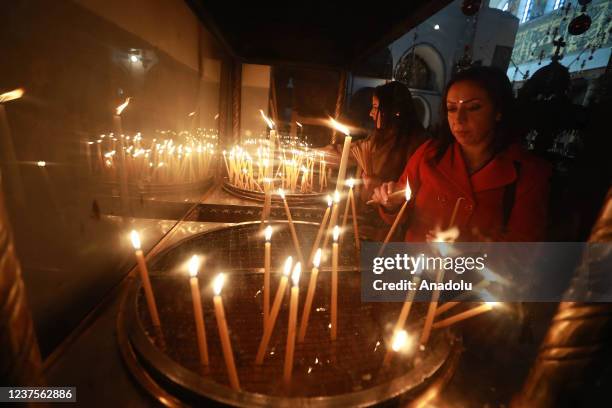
left=256, top=257, right=293, bottom=364
left=378, top=183, right=412, bottom=256
left=212, top=274, right=240, bottom=390
left=283, top=263, right=301, bottom=386
left=278, top=189, right=304, bottom=266
left=130, top=230, right=161, bottom=328
left=187, top=255, right=209, bottom=366
left=263, top=225, right=272, bottom=332
left=298, top=248, right=321, bottom=343
left=331, top=226, right=340, bottom=341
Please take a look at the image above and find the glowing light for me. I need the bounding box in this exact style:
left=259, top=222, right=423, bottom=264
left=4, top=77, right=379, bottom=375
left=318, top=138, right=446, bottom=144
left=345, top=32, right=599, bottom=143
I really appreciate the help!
left=291, top=262, right=301, bottom=286
left=188, top=255, right=201, bottom=277
left=116, top=97, right=131, bottom=115
left=212, top=273, right=225, bottom=296
left=130, top=230, right=141, bottom=250
left=283, top=256, right=293, bottom=276
left=264, top=225, right=273, bottom=241
left=129, top=55, right=138, bottom=63
left=333, top=190, right=340, bottom=204
left=329, top=117, right=350, bottom=136
left=405, top=182, right=412, bottom=201
left=434, top=24, right=440, bottom=30
left=313, top=249, right=322, bottom=268
left=0, top=88, right=24, bottom=103
left=259, top=109, right=275, bottom=129
left=391, top=330, right=409, bottom=352
left=296, top=121, right=303, bottom=128
left=326, top=195, right=333, bottom=207
left=333, top=225, right=340, bottom=242
left=278, top=188, right=286, bottom=199
left=346, top=178, right=355, bottom=189
left=36, top=161, right=46, bottom=167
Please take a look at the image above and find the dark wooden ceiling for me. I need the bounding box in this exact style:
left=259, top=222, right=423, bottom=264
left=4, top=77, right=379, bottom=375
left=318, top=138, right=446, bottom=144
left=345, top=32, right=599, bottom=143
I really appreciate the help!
left=186, top=1, right=453, bottom=69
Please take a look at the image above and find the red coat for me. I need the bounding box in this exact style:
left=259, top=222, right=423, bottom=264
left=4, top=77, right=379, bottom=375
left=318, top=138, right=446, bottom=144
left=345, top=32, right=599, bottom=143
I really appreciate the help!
left=380, top=140, right=552, bottom=242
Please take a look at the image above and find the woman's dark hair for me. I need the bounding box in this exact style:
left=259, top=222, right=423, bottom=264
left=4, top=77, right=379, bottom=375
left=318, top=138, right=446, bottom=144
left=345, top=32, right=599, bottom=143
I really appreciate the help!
left=435, top=66, right=518, bottom=160
left=372, top=81, right=424, bottom=148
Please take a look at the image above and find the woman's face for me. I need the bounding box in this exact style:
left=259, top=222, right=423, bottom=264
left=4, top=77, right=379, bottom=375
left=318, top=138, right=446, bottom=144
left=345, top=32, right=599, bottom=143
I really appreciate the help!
left=446, top=80, right=500, bottom=148
left=370, top=95, right=382, bottom=129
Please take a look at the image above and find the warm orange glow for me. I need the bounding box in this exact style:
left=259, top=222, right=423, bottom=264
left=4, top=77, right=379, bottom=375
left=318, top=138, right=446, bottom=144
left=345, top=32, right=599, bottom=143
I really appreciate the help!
left=283, top=256, right=293, bottom=276
left=329, top=117, right=350, bottom=136
left=213, top=273, right=225, bottom=296
left=326, top=195, right=333, bottom=207
left=405, top=182, right=412, bottom=201
left=259, top=109, right=275, bottom=129
left=188, top=255, right=201, bottom=277
left=116, top=97, right=131, bottom=115
left=264, top=225, right=273, bottom=241
left=313, top=249, right=322, bottom=268
left=130, top=230, right=141, bottom=250
left=291, top=262, right=301, bottom=286
left=333, top=225, right=340, bottom=242
left=0, top=88, right=24, bottom=103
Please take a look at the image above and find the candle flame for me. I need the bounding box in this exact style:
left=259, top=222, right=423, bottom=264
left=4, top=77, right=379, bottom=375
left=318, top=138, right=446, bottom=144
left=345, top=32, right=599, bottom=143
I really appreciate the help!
left=296, top=121, right=303, bottom=128
left=212, top=273, right=225, bottom=296
left=326, top=195, right=333, bottom=207
left=405, top=182, right=412, bottom=201
left=333, top=190, right=340, bottom=204
left=188, top=111, right=196, bottom=117
left=259, top=109, right=275, bottom=129
left=291, top=262, right=301, bottom=286
left=278, top=188, right=286, bottom=199
left=130, top=230, right=141, bottom=250
left=36, top=161, right=46, bottom=167
left=116, top=97, right=131, bottom=115
left=329, top=117, right=350, bottom=136
left=333, top=225, right=340, bottom=242
left=283, top=256, right=293, bottom=276
left=264, top=225, right=273, bottom=241
left=391, top=330, right=409, bottom=352
left=346, top=178, right=355, bottom=189
left=485, top=301, right=499, bottom=308
left=0, top=88, right=24, bottom=103
left=313, top=249, right=322, bottom=268
left=187, top=255, right=200, bottom=277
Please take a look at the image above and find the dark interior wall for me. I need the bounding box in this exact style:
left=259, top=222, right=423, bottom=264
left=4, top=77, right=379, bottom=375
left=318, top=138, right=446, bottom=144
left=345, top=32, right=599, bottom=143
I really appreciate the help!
left=0, top=0, right=228, bottom=356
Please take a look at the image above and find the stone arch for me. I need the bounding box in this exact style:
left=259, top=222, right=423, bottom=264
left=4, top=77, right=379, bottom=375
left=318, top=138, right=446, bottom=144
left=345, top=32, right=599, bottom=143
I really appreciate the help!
left=394, top=43, right=445, bottom=93
left=411, top=94, right=431, bottom=129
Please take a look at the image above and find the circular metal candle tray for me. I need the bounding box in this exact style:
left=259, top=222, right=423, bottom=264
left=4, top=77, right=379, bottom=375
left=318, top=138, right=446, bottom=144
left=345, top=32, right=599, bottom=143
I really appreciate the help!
left=222, top=180, right=329, bottom=205
left=118, top=221, right=461, bottom=407
left=99, top=177, right=214, bottom=197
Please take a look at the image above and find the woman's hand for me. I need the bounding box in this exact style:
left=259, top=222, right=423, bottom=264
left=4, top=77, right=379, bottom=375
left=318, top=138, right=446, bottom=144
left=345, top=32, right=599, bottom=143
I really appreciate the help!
left=370, top=181, right=405, bottom=212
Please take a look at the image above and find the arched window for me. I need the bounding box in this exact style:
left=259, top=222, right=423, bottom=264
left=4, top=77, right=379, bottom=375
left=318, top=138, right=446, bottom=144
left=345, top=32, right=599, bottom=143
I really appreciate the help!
left=394, top=54, right=434, bottom=90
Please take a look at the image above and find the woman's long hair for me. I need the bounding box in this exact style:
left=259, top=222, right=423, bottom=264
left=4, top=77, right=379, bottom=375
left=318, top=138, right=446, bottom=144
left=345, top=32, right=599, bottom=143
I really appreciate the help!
left=434, top=66, right=518, bottom=160
left=372, top=81, right=424, bottom=149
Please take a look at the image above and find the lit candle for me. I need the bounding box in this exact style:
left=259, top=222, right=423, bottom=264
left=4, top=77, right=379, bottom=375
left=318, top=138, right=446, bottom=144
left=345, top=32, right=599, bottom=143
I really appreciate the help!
left=321, top=190, right=341, bottom=255
left=331, top=226, right=340, bottom=341
left=187, top=255, right=209, bottom=366
left=384, top=275, right=421, bottom=364
left=432, top=302, right=497, bottom=329
left=329, top=118, right=352, bottom=190
left=383, top=329, right=411, bottom=366
left=298, top=248, right=321, bottom=343
left=349, top=179, right=360, bottom=251
left=263, top=225, right=272, bottom=332
left=308, top=195, right=332, bottom=266
left=283, top=263, right=301, bottom=386
left=379, top=182, right=412, bottom=256
left=0, top=88, right=26, bottom=205
left=130, top=230, right=161, bottom=327
left=212, top=274, right=240, bottom=390
left=114, top=98, right=131, bottom=213
left=255, top=257, right=293, bottom=364
left=278, top=189, right=304, bottom=266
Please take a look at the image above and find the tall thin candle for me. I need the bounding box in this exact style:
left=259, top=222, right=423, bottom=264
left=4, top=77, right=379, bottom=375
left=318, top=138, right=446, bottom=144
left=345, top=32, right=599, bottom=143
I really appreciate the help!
left=278, top=189, right=304, bottom=265
left=263, top=225, right=272, bottom=332
left=298, top=248, right=321, bottom=342
left=256, top=257, right=293, bottom=364
left=283, top=263, right=301, bottom=386
left=308, top=195, right=332, bottom=266
left=212, top=274, right=240, bottom=390
left=130, top=230, right=161, bottom=328
left=378, top=183, right=412, bottom=256
left=187, top=255, right=209, bottom=366
left=331, top=226, right=340, bottom=341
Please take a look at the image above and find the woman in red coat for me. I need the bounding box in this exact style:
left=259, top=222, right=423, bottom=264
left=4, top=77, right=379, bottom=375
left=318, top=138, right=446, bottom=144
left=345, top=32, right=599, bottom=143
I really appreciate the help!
left=371, top=66, right=551, bottom=242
